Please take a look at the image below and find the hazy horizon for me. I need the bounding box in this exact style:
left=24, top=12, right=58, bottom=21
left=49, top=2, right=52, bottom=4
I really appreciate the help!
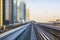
left=18, top=0, right=60, bottom=23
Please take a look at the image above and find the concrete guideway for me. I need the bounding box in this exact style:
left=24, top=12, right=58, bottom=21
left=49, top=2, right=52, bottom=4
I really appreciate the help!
left=0, top=22, right=60, bottom=40
left=16, top=24, right=31, bottom=40
left=30, top=24, right=37, bottom=40
left=0, top=23, right=31, bottom=40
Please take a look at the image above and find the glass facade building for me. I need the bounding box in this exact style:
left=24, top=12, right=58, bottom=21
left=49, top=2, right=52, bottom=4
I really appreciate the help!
left=13, top=0, right=17, bottom=23
left=5, top=0, right=10, bottom=25
left=9, top=0, right=13, bottom=24
left=9, top=0, right=17, bottom=24
left=20, top=1, right=26, bottom=22
left=24, top=3, right=26, bottom=21
left=3, top=0, right=5, bottom=25
left=0, top=0, right=27, bottom=26
left=0, top=0, right=17, bottom=26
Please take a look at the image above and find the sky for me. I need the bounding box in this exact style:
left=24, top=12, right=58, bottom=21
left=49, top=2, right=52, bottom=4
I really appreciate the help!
left=18, top=0, right=60, bottom=22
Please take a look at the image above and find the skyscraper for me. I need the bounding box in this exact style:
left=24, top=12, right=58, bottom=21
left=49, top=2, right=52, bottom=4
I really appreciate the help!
left=26, top=8, right=30, bottom=21
left=9, top=0, right=14, bottom=24
left=20, top=1, right=26, bottom=22
left=13, top=0, right=17, bottom=23
left=3, top=0, right=6, bottom=25
left=0, top=0, right=3, bottom=27
left=9, top=0, right=17, bottom=24
left=24, top=3, right=26, bottom=21
left=1, top=0, right=8, bottom=25
left=0, top=0, right=17, bottom=27
left=5, top=0, right=10, bottom=25
left=0, top=0, right=8, bottom=27
left=17, top=6, right=20, bottom=22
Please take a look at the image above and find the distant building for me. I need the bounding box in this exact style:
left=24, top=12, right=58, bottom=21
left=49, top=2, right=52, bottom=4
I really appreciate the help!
left=56, top=19, right=60, bottom=22
left=26, top=8, right=30, bottom=21
left=20, top=1, right=26, bottom=23
left=24, top=3, right=26, bottom=21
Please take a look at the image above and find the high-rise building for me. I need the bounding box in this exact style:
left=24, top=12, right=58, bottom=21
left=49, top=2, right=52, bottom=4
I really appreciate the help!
left=5, top=0, right=10, bottom=25
left=0, top=0, right=7, bottom=25
left=0, top=0, right=9, bottom=27
left=0, top=0, right=17, bottom=27
left=17, top=6, right=20, bottom=22
left=20, top=1, right=26, bottom=22
left=3, top=0, right=6, bottom=25
left=9, top=0, right=17, bottom=24
left=13, top=0, right=17, bottom=23
left=9, top=0, right=13, bottom=24
left=5, top=0, right=10, bottom=20
left=26, top=8, right=30, bottom=21
left=0, top=0, right=3, bottom=27
left=24, top=3, right=26, bottom=21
